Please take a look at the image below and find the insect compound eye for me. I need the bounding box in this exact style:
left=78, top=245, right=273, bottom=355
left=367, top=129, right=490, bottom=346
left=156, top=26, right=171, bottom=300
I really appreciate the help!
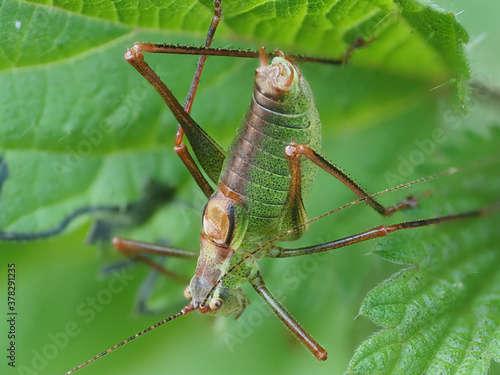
left=209, top=298, right=223, bottom=311
left=184, top=286, right=193, bottom=300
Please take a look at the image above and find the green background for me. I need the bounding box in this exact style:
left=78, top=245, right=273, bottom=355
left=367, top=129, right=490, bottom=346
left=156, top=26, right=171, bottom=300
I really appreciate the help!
left=0, top=1, right=499, bottom=374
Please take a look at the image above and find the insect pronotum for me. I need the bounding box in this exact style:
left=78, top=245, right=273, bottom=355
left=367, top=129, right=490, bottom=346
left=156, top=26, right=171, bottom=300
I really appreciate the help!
left=64, top=1, right=499, bottom=373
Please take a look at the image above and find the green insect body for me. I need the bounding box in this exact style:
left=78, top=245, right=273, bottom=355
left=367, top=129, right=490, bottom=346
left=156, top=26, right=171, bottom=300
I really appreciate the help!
left=110, top=42, right=491, bottom=366
left=222, top=56, right=321, bottom=244
left=187, top=53, right=322, bottom=318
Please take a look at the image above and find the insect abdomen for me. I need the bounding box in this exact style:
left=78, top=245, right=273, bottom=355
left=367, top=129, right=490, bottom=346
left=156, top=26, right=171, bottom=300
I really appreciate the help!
left=220, top=73, right=321, bottom=245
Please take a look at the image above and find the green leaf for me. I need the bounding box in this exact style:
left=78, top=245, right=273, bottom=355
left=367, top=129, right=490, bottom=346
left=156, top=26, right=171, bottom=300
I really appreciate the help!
left=349, top=208, right=500, bottom=374
left=0, top=1, right=499, bottom=375
left=347, top=131, right=500, bottom=375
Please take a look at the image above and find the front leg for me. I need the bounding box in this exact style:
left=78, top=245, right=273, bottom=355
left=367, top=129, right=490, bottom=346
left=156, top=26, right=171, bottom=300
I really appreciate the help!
left=250, top=273, right=327, bottom=360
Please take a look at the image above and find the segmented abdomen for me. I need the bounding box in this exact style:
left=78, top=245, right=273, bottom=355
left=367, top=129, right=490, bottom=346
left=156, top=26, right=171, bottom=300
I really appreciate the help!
left=219, top=76, right=321, bottom=246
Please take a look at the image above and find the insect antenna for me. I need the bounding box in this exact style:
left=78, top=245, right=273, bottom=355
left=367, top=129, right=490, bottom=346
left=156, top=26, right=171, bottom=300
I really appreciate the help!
left=64, top=302, right=196, bottom=374
left=202, top=157, right=500, bottom=307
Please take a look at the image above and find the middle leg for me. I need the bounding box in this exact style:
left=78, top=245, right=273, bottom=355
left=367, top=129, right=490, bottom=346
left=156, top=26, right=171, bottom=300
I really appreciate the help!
left=112, top=237, right=198, bottom=280
left=285, top=142, right=420, bottom=217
